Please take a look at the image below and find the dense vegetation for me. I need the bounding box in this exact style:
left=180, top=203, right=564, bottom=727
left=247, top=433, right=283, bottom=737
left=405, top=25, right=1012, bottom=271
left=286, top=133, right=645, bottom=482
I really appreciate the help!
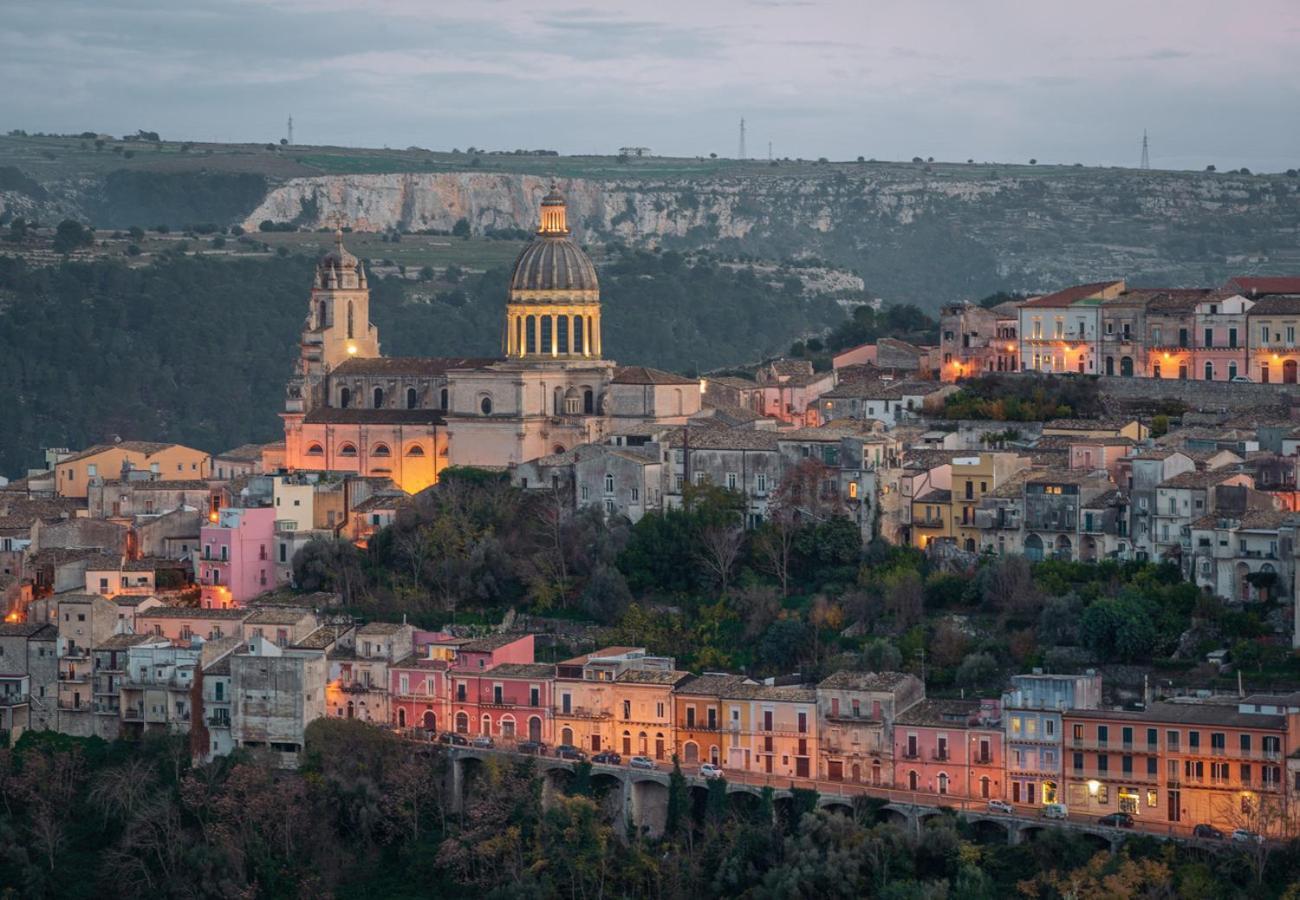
left=941, top=373, right=1106, bottom=421
left=0, top=248, right=843, bottom=475
left=294, top=470, right=1289, bottom=689
left=3, top=722, right=1298, bottom=899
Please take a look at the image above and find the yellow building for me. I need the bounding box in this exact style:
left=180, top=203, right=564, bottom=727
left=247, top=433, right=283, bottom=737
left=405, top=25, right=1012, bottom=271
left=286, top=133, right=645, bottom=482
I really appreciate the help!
left=674, top=673, right=751, bottom=768
left=1041, top=418, right=1148, bottom=442
left=721, top=683, right=818, bottom=779
left=613, top=668, right=690, bottom=762
left=56, top=442, right=210, bottom=499
left=951, top=452, right=1031, bottom=552
left=910, top=487, right=953, bottom=549
left=552, top=647, right=630, bottom=753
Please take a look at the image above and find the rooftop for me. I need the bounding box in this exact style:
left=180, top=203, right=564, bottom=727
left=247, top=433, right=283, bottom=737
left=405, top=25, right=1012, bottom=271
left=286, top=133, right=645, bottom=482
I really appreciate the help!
left=245, top=607, right=315, bottom=625
left=818, top=670, right=917, bottom=692
left=722, top=682, right=818, bottom=703
left=1021, top=281, right=1124, bottom=309
left=357, top=621, right=409, bottom=636
left=896, top=698, right=995, bottom=728
left=458, top=633, right=530, bottom=653
left=97, top=632, right=163, bottom=650
left=612, top=366, right=698, bottom=386
left=331, top=356, right=498, bottom=377
left=486, top=662, right=556, bottom=679
left=617, top=669, right=693, bottom=686
left=214, top=443, right=268, bottom=462
left=1067, top=700, right=1285, bottom=730
left=136, top=606, right=251, bottom=620
left=1159, top=469, right=1248, bottom=489
left=667, top=426, right=780, bottom=452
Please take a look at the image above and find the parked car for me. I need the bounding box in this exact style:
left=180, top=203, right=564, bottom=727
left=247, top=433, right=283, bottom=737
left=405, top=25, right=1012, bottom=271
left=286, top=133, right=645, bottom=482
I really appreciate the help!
left=439, top=732, right=469, bottom=746
left=1043, top=803, right=1069, bottom=820
left=1098, top=812, right=1134, bottom=828
left=986, top=800, right=1014, bottom=814
left=517, top=740, right=546, bottom=755
left=699, top=763, right=724, bottom=779
left=1232, top=828, right=1263, bottom=844
left=591, top=751, right=622, bottom=765
left=629, top=755, right=657, bottom=770
left=1193, top=824, right=1225, bottom=840
left=1231, top=375, right=1253, bottom=383
left=555, top=744, right=587, bottom=761
left=470, top=735, right=495, bottom=749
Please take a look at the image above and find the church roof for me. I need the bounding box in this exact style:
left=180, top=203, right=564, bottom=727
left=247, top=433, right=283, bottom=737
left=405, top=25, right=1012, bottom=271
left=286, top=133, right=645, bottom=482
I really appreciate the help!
left=612, top=366, right=698, bottom=386
left=332, top=357, right=499, bottom=377
left=302, top=409, right=446, bottom=426
left=509, top=235, right=599, bottom=294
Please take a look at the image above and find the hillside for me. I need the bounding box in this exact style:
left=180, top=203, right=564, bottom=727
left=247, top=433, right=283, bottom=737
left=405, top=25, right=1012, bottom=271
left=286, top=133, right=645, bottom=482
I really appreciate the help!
left=3, top=135, right=1299, bottom=308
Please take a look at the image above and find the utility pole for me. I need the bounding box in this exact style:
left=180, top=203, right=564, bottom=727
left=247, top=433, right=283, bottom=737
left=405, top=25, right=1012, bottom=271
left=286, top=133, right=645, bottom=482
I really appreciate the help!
left=738, top=117, right=746, bottom=160
left=287, top=115, right=294, bottom=146
left=1140, top=130, right=1150, bottom=170
left=768, top=140, right=773, bottom=161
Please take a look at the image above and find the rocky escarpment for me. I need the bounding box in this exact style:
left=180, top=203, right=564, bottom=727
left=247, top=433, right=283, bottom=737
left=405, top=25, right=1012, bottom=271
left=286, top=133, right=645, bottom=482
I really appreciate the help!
left=243, top=168, right=1300, bottom=306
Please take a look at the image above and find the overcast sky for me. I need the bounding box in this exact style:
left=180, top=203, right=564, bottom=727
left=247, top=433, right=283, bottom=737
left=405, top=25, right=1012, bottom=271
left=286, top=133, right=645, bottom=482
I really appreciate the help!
left=3, top=0, right=1298, bottom=171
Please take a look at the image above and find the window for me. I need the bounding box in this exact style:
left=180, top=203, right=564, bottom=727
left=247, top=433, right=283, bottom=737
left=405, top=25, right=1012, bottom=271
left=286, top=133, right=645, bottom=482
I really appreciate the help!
left=726, top=472, right=737, bottom=490
left=373, top=387, right=384, bottom=408
left=338, top=443, right=357, bottom=457
left=306, top=443, right=324, bottom=456
left=340, top=387, right=351, bottom=408
left=480, top=396, right=493, bottom=415
left=405, top=444, right=425, bottom=457
left=756, top=474, right=767, bottom=494
left=630, top=487, right=640, bottom=503
left=604, top=474, right=614, bottom=494
left=371, top=443, right=390, bottom=457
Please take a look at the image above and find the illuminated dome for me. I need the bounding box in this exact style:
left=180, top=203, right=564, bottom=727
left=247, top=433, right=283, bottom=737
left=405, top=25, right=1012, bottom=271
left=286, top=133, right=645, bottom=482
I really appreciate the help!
left=503, top=186, right=602, bottom=360
left=315, top=229, right=365, bottom=290
left=508, top=188, right=599, bottom=294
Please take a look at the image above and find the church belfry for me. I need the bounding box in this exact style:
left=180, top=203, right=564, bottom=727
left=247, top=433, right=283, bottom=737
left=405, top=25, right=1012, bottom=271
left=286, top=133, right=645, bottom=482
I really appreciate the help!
left=504, top=186, right=602, bottom=359
left=285, top=230, right=379, bottom=414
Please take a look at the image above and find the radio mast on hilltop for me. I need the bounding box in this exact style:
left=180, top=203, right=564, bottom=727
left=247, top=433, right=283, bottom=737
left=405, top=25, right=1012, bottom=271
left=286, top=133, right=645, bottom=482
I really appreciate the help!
left=287, top=116, right=294, bottom=146
left=1140, top=130, right=1150, bottom=170
left=738, top=117, right=746, bottom=160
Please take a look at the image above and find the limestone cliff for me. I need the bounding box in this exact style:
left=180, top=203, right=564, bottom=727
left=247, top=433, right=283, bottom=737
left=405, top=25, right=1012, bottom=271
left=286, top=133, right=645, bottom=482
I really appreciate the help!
left=243, top=168, right=1300, bottom=306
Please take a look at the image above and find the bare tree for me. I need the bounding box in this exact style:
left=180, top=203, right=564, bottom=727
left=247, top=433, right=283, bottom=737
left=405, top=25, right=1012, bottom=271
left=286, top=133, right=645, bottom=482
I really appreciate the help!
left=697, top=522, right=745, bottom=594
left=89, top=757, right=158, bottom=827
left=753, top=515, right=797, bottom=596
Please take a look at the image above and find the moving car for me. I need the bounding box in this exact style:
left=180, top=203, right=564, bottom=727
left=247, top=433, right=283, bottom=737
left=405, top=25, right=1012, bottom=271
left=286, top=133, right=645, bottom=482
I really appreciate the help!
left=629, top=755, right=657, bottom=770
left=1192, top=824, right=1224, bottom=840
left=470, top=735, right=495, bottom=749
left=699, top=763, right=724, bottom=779
left=591, top=751, right=622, bottom=766
left=555, top=744, right=587, bottom=761
left=986, top=800, right=1014, bottom=814
left=439, top=732, right=469, bottom=746
left=517, top=740, right=547, bottom=756
left=1232, top=828, right=1263, bottom=844
left=1043, top=803, right=1069, bottom=820
left=1098, top=812, right=1134, bottom=828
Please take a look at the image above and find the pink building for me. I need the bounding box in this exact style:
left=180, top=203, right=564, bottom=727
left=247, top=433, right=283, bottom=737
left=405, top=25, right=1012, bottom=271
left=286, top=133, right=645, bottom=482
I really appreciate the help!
left=134, top=607, right=252, bottom=645
left=1068, top=438, right=1134, bottom=483
left=894, top=699, right=1005, bottom=803
left=198, top=507, right=277, bottom=608
left=449, top=662, right=556, bottom=744
left=389, top=630, right=456, bottom=733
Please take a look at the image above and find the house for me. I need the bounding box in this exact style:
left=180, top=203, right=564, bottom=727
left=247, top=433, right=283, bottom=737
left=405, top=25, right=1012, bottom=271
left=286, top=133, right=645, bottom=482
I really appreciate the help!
left=134, top=606, right=251, bottom=645
left=910, top=488, right=953, bottom=550
left=241, top=607, right=320, bottom=647
left=1002, top=671, right=1102, bottom=810
left=197, top=506, right=277, bottom=608
left=748, top=359, right=835, bottom=425
left=894, top=698, right=1005, bottom=802
left=1019, top=281, right=1125, bottom=375
left=54, top=442, right=210, bottom=500
left=674, top=673, right=753, bottom=768
left=1246, top=295, right=1300, bottom=383
left=1041, top=418, right=1148, bottom=442
left=196, top=637, right=245, bottom=761
left=816, top=670, right=925, bottom=786
left=1022, top=470, right=1116, bottom=562
left=939, top=302, right=1020, bottom=380
left=120, top=640, right=206, bottom=737
left=92, top=632, right=163, bottom=739
left=0, top=622, right=58, bottom=738
left=326, top=621, right=414, bottom=725
left=87, top=478, right=210, bottom=522
left=230, top=634, right=328, bottom=766
left=1152, top=469, right=1257, bottom=560
left=613, top=668, right=691, bottom=763
left=720, top=682, right=818, bottom=778
left=53, top=593, right=120, bottom=736
left=950, top=453, right=1031, bottom=553
left=665, top=426, right=781, bottom=525
left=1191, top=508, right=1292, bottom=603
left=553, top=647, right=671, bottom=755
left=818, top=380, right=953, bottom=428
left=211, top=443, right=272, bottom=481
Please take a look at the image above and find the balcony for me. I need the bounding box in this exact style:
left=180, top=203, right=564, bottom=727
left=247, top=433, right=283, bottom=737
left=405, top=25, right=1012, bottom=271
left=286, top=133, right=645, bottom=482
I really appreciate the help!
left=122, top=706, right=143, bottom=722
left=1069, top=740, right=1159, bottom=754
left=0, top=693, right=30, bottom=707
left=932, top=751, right=951, bottom=762
left=57, top=671, right=89, bottom=683
left=1070, top=767, right=1159, bottom=784
left=208, top=714, right=231, bottom=728
left=274, top=520, right=299, bottom=533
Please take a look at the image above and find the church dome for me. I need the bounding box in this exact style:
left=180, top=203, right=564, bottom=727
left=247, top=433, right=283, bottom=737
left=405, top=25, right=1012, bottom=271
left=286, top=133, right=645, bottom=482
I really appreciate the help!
left=508, top=187, right=599, bottom=295
left=316, top=229, right=365, bottom=290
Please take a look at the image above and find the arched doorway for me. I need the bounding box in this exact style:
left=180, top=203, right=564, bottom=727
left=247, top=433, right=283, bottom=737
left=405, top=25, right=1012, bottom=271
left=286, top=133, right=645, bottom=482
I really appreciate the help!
left=398, top=708, right=407, bottom=728
left=455, top=712, right=469, bottom=733
left=346, top=701, right=354, bottom=719
left=501, top=716, right=515, bottom=739
left=529, top=716, right=542, bottom=742
left=938, top=773, right=949, bottom=795
left=871, top=762, right=880, bottom=785
left=561, top=727, right=574, bottom=747
left=980, top=776, right=991, bottom=798
left=683, top=742, right=699, bottom=764
left=1024, top=534, right=1044, bottom=562
left=422, top=711, right=436, bottom=732
left=1105, top=356, right=1114, bottom=376
left=1286, top=360, right=1298, bottom=384
left=622, top=731, right=631, bottom=755
left=1055, top=535, right=1072, bottom=561
left=1120, top=356, right=1133, bottom=377
left=655, top=733, right=665, bottom=760
left=638, top=731, right=648, bottom=755
left=908, top=770, right=919, bottom=791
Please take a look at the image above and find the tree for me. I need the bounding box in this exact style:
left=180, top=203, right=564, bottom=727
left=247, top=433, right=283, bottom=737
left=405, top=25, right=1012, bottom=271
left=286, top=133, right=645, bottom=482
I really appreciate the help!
left=753, top=516, right=796, bottom=596
left=955, top=651, right=998, bottom=687
left=52, top=219, right=93, bottom=255
left=881, top=569, right=924, bottom=629
left=862, top=637, right=902, bottom=671
left=452, top=217, right=471, bottom=239
left=1029, top=158, right=1038, bottom=165
left=666, top=756, right=689, bottom=836
left=1205, top=164, right=1216, bottom=172
left=697, top=522, right=745, bottom=594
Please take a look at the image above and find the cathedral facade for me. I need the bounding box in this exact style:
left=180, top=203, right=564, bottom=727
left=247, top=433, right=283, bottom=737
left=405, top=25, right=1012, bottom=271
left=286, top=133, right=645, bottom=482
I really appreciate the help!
left=281, top=188, right=700, bottom=493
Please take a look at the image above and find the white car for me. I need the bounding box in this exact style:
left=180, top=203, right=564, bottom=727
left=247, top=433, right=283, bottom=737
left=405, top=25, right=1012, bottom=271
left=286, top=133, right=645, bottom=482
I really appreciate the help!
left=699, top=763, right=724, bottom=779
left=1232, top=828, right=1263, bottom=844
left=629, top=755, right=657, bottom=770
left=986, top=799, right=1014, bottom=814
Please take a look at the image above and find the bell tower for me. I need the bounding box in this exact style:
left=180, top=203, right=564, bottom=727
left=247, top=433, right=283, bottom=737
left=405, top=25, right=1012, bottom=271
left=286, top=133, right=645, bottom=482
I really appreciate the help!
left=285, top=230, right=380, bottom=414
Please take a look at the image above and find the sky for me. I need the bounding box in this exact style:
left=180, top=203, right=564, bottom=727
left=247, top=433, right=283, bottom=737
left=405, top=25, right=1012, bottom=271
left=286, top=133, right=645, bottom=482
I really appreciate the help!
left=3, top=0, right=1298, bottom=171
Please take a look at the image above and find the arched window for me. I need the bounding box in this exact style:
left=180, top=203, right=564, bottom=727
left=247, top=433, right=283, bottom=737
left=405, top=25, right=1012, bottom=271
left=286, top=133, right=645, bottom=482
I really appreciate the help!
left=501, top=716, right=515, bottom=738
left=529, top=716, right=542, bottom=742
left=397, top=708, right=407, bottom=728
left=347, top=300, right=354, bottom=339
left=371, top=443, right=391, bottom=457
left=480, top=395, right=493, bottom=415
left=605, top=474, right=614, bottom=493
left=674, top=388, right=683, bottom=415
left=1204, top=361, right=1214, bottom=381
left=373, top=387, right=384, bottom=408
left=481, top=714, right=492, bottom=735
left=406, top=387, right=418, bottom=409
left=306, top=443, right=324, bottom=456
left=561, top=727, right=573, bottom=747
left=318, top=300, right=327, bottom=328
left=583, top=389, right=594, bottom=414
left=440, top=388, right=449, bottom=410
left=340, top=387, right=351, bottom=408
left=405, top=444, right=425, bottom=457
left=980, top=776, right=991, bottom=799
left=455, top=712, right=468, bottom=733
left=338, top=443, right=358, bottom=457
left=908, top=770, right=919, bottom=791
left=622, top=730, right=631, bottom=755
left=938, top=772, right=949, bottom=795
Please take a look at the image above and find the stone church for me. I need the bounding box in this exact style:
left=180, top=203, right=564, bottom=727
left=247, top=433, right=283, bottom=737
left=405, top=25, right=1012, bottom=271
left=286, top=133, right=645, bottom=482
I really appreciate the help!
left=281, top=187, right=701, bottom=493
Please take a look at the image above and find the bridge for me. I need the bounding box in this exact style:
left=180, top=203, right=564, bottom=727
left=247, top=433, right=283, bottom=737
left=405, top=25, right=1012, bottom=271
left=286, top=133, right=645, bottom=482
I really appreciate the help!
left=436, top=743, right=1137, bottom=850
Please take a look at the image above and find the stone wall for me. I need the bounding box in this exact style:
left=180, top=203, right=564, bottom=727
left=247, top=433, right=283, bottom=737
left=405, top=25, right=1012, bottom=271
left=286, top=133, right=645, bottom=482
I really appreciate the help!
left=1093, top=375, right=1300, bottom=413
